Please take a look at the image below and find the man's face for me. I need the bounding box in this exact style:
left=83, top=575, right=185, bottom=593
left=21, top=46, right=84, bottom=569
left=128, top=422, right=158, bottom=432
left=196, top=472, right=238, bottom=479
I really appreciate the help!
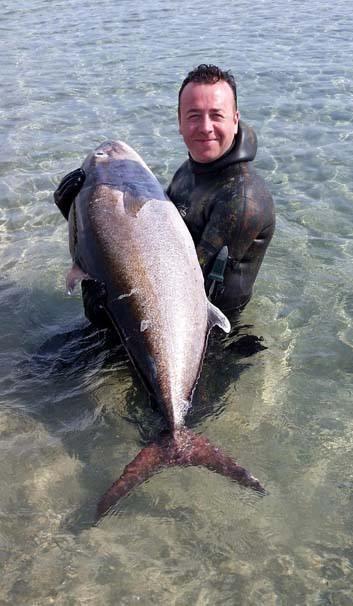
left=178, top=80, right=239, bottom=163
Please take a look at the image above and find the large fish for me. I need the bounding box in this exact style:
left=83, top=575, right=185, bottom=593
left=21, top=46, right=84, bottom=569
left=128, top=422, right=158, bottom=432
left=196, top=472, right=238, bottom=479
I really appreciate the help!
left=66, top=141, right=265, bottom=520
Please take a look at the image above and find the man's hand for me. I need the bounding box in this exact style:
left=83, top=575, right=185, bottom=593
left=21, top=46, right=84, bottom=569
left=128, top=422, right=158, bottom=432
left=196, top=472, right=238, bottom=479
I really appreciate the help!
left=54, top=168, right=85, bottom=220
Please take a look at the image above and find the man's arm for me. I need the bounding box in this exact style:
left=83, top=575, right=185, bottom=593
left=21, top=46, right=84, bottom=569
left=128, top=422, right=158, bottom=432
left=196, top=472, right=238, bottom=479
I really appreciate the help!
left=196, top=192, right=275, bottom=303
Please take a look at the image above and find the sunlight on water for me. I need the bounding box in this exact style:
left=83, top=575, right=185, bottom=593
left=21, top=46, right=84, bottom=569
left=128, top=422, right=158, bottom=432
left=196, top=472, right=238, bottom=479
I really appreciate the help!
left=1, top=0, right=353, bottom=604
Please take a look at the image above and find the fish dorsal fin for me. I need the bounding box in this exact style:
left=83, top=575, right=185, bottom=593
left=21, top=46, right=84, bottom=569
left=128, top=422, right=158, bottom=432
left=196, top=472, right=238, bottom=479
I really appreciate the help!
left=123, top=188, right=150, bottom=217
left=207, top=301, right=231, bottom=334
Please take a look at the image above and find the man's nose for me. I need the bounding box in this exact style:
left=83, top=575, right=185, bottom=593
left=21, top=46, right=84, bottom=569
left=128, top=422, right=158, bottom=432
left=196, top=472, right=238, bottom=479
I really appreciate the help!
left=199, top=114, right=213, bottom=133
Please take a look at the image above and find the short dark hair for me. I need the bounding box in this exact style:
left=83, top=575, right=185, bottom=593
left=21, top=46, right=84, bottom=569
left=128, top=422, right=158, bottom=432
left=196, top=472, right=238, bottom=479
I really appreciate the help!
left=178, top=64, right=237, bottom=115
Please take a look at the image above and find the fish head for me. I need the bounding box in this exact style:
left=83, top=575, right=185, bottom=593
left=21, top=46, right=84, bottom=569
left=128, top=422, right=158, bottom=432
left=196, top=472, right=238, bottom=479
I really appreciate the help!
left=79, top=141, right=160, bottom=200
left=82, top=140, right=152, bottom=174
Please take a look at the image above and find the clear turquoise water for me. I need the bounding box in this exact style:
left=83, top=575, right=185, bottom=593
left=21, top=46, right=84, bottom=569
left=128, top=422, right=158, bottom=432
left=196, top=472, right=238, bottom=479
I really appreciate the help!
left=1, top=1, right=353, bottom=604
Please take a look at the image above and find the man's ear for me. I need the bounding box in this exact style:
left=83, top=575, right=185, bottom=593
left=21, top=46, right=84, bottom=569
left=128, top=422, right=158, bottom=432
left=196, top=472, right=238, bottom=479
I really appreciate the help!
left=234, top=110, right=240, bottom=133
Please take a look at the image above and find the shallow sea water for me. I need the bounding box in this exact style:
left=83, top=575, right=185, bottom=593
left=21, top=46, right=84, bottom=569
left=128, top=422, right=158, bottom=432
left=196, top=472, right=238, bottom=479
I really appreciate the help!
left=1, top=1, right=353, bottom=604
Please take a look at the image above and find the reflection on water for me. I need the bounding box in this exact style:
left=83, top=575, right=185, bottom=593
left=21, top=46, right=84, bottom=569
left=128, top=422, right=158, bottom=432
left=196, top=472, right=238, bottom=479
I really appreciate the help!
left=1, top=0, right=353, bottom=604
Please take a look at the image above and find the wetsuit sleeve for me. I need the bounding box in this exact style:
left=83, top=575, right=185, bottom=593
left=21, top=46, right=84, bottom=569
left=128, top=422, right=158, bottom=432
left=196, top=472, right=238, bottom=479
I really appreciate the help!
left=197, top=192, right=275, bottom=311
left=196, top=191, right=275, bottom=277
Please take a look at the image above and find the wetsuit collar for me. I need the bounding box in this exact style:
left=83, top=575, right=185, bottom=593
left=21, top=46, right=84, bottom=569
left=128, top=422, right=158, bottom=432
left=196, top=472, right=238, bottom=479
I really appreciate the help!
left=188, top=121, right=258, bottom=175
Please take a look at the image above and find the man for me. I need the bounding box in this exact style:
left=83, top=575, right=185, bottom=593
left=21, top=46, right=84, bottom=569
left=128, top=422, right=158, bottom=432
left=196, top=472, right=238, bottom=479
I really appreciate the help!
left=54, top=64, right=275, bottom=325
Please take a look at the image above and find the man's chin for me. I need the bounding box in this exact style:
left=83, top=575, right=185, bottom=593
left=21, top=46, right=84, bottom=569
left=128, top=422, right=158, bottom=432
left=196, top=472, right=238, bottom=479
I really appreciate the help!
left=190, top=150, right=221, bottom=164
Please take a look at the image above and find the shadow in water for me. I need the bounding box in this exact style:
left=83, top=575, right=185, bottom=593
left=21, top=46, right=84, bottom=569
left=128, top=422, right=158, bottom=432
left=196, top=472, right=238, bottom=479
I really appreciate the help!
left=28, top=322, right=128, bottom=378
left=186, top=312, right=267, bottom=427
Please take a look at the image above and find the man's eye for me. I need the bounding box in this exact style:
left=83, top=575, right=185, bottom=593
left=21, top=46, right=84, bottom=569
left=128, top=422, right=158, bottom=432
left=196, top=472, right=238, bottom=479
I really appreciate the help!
left=211, top=113, right=225, bottom=120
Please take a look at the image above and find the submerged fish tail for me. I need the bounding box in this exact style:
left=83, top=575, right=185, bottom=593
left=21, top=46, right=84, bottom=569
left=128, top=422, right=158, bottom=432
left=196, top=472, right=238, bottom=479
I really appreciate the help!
left=96, top=427, right=265, bottom=520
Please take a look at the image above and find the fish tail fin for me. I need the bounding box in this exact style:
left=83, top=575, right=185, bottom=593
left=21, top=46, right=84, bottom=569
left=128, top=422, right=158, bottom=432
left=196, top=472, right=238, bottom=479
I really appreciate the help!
left=96, top=439, right=170, bottom=521
left=96, top=427, right=265, bottom=521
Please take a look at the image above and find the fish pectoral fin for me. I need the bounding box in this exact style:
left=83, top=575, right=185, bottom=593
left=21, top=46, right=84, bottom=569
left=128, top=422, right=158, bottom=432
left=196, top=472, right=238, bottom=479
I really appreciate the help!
left=95, top=427, right=265, bottom=521
left=207, top=301, right=231, bottom=334
left=66, top=263, right=91, bottom=295
left=123, top=188, right=151, bottom=217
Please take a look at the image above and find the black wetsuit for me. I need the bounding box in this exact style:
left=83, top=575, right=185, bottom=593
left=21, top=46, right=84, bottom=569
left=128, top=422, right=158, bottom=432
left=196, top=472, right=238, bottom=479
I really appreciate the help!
left=166, top=121, right=275, bottom=312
